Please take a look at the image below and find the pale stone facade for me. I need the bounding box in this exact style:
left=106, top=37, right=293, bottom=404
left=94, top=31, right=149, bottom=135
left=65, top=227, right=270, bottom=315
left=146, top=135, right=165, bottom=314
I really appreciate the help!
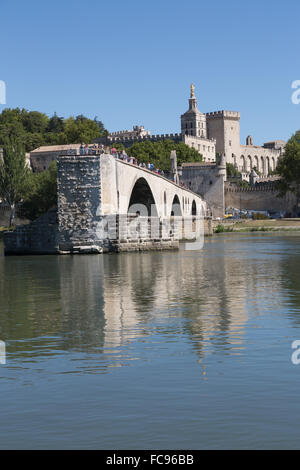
left=182, top=86, right=285, bottom=176
left=110, top=125, right=150, bottom=139
left=205, top=109, right=285, bottom=176
left=30, top=144, right=81, bottom=172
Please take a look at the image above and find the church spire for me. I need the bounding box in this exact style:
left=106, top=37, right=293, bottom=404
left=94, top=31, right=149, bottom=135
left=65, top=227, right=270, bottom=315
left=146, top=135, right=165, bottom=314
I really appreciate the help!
left=190, top=83, right=195, bottom=98
left=189, top=83, right=197, bottom=110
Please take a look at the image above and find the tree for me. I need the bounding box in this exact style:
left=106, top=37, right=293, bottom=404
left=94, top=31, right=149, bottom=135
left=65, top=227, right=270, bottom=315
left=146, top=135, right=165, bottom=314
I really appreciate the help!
left=276, top=130, right=300, bottom=200
left=0, top=136, right=29, bottom=226
left=22, top=111, right=49, bottom=134
left=20, top=161, right=57, bottom=221
left=0, top=108, right=109, bottom=152
left=47, top=113, right=65, bottom=134
left=64, top=116, right=103, bottom=143
left=226, top=163, right=241, bottom=178
left=121, top=139, right=202, bottom=171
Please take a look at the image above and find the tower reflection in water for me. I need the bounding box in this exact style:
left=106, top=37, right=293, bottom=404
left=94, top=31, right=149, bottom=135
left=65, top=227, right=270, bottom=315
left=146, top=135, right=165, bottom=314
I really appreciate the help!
left=0, top=236, right=286, bottom=371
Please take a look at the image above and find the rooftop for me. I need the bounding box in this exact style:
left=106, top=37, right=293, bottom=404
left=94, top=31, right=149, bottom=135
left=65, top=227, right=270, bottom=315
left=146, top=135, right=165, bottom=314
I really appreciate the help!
left=31, top=144, right=81, bottom=153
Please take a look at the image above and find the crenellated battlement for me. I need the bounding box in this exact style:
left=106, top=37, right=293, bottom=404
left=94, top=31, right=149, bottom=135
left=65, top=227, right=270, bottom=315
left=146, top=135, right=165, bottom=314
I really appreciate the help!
left=94, top=133, right=183, bottom=147
left=206, top=110, right=240, bottom=120
left=225, top=181, right=278, bottom=192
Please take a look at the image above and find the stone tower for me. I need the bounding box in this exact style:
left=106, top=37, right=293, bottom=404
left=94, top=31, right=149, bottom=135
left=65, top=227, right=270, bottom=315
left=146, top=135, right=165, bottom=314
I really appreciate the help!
left=181, top=84, right=207, bottom=138
left=206, top=110, right=240, bottom=165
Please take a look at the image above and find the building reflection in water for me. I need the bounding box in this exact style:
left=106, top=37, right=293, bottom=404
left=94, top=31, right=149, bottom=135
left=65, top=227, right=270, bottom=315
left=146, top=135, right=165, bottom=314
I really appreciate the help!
left=0, top=234, right=290, bottom=369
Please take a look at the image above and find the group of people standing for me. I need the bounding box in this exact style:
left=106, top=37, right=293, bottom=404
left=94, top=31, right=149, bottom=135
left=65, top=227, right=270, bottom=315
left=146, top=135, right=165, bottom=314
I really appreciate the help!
left=78, top=143, right=165, bottom=176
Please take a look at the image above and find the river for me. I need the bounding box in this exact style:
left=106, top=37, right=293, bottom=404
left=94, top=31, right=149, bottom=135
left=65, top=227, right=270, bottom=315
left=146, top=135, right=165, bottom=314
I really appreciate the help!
left=0, top=233, right=300, bottom=449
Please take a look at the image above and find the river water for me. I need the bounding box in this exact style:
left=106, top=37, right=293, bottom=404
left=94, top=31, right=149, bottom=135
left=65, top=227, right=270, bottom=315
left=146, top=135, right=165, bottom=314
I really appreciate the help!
left=0, top=233, right=300, bottom=449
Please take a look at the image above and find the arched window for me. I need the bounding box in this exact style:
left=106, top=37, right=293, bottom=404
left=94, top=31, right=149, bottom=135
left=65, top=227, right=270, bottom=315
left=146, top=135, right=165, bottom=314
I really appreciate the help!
left=191, top=200, right=197, bottom=216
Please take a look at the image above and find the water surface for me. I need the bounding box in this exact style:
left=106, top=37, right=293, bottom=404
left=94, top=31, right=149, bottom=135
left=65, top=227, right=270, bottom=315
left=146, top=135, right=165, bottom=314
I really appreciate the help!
left=0, top=233, right=300, bottom=449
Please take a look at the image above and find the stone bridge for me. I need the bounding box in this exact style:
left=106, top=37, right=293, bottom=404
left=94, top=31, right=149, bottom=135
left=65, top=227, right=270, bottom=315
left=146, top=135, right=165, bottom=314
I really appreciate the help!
left=57, top=154, right=209, bottom=253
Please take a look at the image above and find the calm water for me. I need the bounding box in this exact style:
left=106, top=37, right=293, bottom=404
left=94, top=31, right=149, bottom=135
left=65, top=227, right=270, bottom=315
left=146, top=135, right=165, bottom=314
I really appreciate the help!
left=1, top=233, right=300, bottom=449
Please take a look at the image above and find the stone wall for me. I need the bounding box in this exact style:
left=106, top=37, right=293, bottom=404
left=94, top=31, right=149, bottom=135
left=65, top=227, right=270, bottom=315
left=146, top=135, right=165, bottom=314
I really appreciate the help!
left=4, top=209, right=58, bottom=255
left=180, top=162, right=226, bottom=218
left=93, top=133, right=183, bottom=148
left=182, top=135, right=216, bottom=162
left=57, top=155, right=102, bottom=252
left=225, top=183, right=298, bottom=214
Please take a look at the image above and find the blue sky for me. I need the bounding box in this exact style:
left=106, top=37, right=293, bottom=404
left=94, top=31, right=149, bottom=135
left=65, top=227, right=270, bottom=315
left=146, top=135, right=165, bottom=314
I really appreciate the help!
left=1, top=0, right=299, bottom=145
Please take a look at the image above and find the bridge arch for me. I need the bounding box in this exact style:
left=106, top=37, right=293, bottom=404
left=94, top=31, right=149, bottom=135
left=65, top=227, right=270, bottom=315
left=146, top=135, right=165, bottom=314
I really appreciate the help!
left=171, top=194, right=182, bottom=216
left=128, top=177, right=158, bottom=216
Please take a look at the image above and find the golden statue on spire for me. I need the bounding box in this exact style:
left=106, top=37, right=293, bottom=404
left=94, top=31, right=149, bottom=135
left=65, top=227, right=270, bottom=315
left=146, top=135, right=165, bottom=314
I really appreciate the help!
left=190, top=83, right=195, bottom=98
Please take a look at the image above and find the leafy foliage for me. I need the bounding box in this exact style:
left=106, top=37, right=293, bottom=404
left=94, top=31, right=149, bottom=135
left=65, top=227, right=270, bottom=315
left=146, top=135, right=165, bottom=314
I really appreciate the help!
left=276, top=130, right=300, bottom=197
left=0, top=108, right=107, bottom=152
left=20, top=161, right=58, bottom=221
left=0, top=136, right=30, bottom=225
left=113, top=139, right=202, bottom=171
left=226, top=163, right=241, bottom=178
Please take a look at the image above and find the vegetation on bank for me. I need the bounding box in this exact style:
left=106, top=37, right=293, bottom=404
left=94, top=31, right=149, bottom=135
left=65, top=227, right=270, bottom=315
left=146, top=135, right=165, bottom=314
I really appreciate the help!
left=0, top=136, right=30, bottom=225
left=20, top=161, right=57, bottom=221
left=214, top=224, right=233, bottom=233
left=0, top=108, right=107, bottom=152
left=0, top=136, right=57, bottom=224
left=214, top=218, right=300, bottom=233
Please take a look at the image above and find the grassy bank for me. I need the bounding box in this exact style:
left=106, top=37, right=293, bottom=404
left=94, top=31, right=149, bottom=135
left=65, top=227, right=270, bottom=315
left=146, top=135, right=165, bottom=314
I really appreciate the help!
left=214, top=219, right=300, bottom=234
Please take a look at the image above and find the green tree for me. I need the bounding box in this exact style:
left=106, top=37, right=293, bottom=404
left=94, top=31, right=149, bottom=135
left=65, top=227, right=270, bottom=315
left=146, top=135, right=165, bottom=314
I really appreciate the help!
left=0, top=136, right=29, bottom=226
left=226, top=163, right=241, bottom=178
left=0, top=108, right=108, bottom=152
left=64, top=116, right=103, bottom=143
left=47, top=113, right=65, bottom=134
left=277, top=130, right=300, bottom=200
left=22, top=111, right=49, bottom=134
left=20, top=161, right=57, bottom=221
left=124, top=139, right=202, bottom=171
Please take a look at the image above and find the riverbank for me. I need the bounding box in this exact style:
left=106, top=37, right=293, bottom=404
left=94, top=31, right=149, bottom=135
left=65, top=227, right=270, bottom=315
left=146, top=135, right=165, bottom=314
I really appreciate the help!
left=0, top=227, right=12, bottom=240
left=213, top=218, right=300, bottom=233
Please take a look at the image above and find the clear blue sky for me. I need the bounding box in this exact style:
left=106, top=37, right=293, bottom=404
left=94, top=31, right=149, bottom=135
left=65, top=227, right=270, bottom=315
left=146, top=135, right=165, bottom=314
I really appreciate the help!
left=1, top=0, right=299, bottom=145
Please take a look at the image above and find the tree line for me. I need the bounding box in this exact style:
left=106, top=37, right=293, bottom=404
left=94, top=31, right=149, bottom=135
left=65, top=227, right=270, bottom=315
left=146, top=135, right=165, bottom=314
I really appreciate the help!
left=0, top=108, right=107, bottom=152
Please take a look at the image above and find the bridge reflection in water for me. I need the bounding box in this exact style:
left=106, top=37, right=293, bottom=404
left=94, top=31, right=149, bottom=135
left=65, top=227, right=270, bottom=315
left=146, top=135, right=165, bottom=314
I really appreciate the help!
left=0, top=234, right=287, bottom=372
